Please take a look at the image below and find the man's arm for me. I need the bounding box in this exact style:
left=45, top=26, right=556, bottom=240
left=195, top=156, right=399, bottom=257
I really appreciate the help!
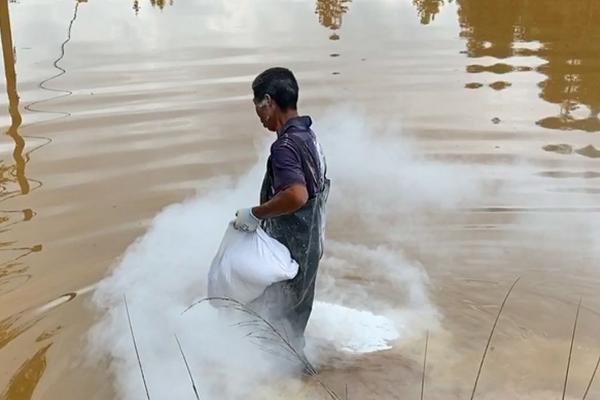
left=252, top=183, right=308, bottom=219
left=234, top=141, right=308, bottom=232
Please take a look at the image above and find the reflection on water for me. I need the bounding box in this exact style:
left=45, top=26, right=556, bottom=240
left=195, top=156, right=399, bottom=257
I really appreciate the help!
left=0, top=0, right=81, bottom=298
left=24, top=0, right=81, bottom=119
left=0, top=0, right=27, bottom=198
left=0, top=344, right=52, bottom=400
left=150, top=0, right=173, bottom=9
left=133, top=0, right=173, bottom=14
left=315, top=0, right=351, bottom=40
left=133, top=0, right=350, bottom=40
left=0, top=0, right=38, bottom=300
left=456, top=0, right=600, bottom=132
left=0, top=2, right=81, bottom=392
left=0, top=0, right=82, bottom=367
left=0, top=244, right=43, bottom=296
left=413, top=0, right=452, bottom=25
left=0, top=290, right=78, bottom=350
left=0, top=311, right=41, bottom=351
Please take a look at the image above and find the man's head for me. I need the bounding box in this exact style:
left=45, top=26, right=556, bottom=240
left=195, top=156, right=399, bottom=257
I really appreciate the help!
left=252, top=67, right=299, bottom=132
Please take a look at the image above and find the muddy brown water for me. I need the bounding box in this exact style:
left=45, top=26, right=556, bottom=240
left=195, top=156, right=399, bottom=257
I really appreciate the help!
left=1, top=0, right=600, bottom=399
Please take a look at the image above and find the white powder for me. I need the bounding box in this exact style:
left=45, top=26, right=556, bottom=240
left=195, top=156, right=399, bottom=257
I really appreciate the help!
left=308, top=302, right=401, bottom=354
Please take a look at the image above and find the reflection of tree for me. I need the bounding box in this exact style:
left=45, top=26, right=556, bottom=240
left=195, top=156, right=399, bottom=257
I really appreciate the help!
left=413, top=0, right=453, bottom=25
left=457, top=0, right=518, bottom=59
left=0, top=0, right=67, bottom=297
left=0, top=344, right=52, bottom=398
left=0, top=0, right=33, bottom=298
left=315, top=0, right=351, bottom=39
left=1, top=0, right=27, bottom=198
left=150, top=0, right=174, bottom=10
left=457, top=0, right=600, bottom=132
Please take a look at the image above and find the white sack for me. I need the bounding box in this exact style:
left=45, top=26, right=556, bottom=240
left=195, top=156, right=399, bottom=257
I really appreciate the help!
left=208, top=223, right=299, bottom=304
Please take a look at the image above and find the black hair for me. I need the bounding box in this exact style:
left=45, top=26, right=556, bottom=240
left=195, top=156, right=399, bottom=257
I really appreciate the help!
left=252, top=67, right=299, bottom=110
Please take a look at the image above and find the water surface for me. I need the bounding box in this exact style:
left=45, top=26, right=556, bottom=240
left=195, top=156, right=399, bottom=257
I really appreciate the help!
left=1, top=0, right=600, bottom=398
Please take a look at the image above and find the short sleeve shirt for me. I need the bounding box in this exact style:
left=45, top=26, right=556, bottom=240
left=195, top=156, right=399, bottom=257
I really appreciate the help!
left=269, top=116, right=322, bottom=198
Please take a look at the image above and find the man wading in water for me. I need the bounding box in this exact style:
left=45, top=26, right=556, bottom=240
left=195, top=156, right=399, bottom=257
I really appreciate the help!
left=234, top=67, right=330, bottom=363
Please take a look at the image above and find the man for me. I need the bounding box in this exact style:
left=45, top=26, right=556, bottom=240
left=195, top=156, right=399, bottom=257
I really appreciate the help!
left=234, top=67, right=330, bottom=354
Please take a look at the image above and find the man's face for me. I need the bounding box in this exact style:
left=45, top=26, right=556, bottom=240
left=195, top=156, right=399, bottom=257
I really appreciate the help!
left=253, top=95, right=277, bottom=132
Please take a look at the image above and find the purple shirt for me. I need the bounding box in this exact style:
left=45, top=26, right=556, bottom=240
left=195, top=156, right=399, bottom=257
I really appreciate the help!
left=270, top=116, right=323, bottom=198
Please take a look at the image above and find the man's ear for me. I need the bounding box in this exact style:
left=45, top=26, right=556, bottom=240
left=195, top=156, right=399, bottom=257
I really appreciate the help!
left=264, top=94, right=273, bottom=108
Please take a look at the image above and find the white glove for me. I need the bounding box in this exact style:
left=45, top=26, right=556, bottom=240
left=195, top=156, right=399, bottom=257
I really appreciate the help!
left=233, top=208, right=261, bottom=232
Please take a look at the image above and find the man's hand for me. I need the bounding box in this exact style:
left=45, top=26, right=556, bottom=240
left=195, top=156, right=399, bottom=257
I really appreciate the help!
left=234, top=208, right=261, bottom=232
left=234, top=184, right=308, bottom=232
